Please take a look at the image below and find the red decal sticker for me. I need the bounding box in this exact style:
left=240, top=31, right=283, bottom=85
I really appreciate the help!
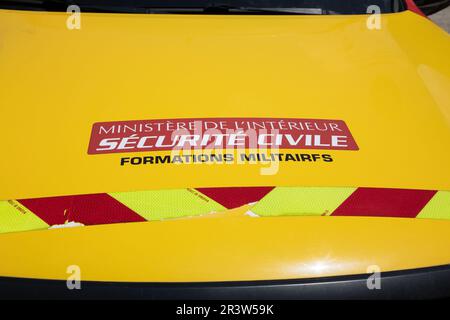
left=332, top=188, right=437, bottom=218
left=19, top=194, right=146, bottom=226
left=88, top=118, right=358, bottom=155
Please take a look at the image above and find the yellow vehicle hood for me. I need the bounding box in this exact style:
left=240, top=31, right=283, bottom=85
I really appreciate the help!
left=1, top=8, right=450, bottom=283
left=0, top=9, right=449, bottom=200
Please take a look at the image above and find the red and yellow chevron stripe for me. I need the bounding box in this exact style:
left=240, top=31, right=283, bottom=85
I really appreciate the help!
left=249, top=187, right=449, bottom=218
left=0, top=187, right=449, bottom=234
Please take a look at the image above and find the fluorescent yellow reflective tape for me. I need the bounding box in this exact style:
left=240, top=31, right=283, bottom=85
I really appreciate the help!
left=417, top=191, right=450, bottom=220
left=0, top=200, right=49, bottom=234
left=250, top=187, right=356, bottom=216
left=109, top=189, right=226, bottom=221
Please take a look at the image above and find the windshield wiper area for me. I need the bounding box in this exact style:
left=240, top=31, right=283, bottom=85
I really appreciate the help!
left=0, top=1, right=325, bottom=14
left=197, top=6, right=324, bottom=15
left=244, top=7, right=323, bottom=14
left=0, top=0, right=145, bottom=12
left=139, top=6, right=324, bottom=15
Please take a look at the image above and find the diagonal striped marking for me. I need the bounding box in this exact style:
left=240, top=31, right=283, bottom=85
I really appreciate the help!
left=332, top=187, right=437, bottom=218
left=109, top=189, right=226, bottom=221
left=195, top=187, right=274, bottom=209
left=417, top=191, right=450, bottom=220
left=4, top=187, right=446, bottom=235
left=19, top=194, right=145, bottom=226
left=0, top=200, right=49, bottom=234
left=250, top=187, right=356, bottom=216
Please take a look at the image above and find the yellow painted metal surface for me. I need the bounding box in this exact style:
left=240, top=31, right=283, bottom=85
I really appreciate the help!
left=0, top=10, right=449, bottom=200
left=0, top=214, right=449, bottom=282
left=1, top=8, right=450, bottom=281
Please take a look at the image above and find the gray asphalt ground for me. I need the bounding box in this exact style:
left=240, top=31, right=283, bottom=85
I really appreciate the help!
left=430, top=6, right=450, bottom=33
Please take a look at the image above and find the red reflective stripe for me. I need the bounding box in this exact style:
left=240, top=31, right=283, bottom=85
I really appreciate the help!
left=405, top=0, right=426, bottom=17
left=18, top=194, right=146, bottom=226
left=332, top=188, right=437, bottom=218
left=195, top=187, right=274, bottom=209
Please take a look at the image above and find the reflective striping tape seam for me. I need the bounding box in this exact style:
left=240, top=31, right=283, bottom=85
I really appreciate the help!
left=0, top=188, right=270, bottom=234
